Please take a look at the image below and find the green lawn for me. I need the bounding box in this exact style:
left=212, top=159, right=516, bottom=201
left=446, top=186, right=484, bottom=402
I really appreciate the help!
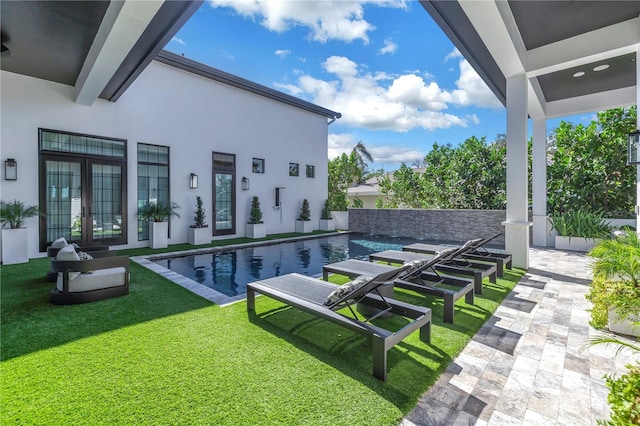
left=1, top=248, right=524, bottom=425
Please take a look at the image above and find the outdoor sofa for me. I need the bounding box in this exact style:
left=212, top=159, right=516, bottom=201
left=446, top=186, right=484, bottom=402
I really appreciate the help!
left=247, top=265, right=432, bottom=381
left=49, top=244, right=129, bottom=305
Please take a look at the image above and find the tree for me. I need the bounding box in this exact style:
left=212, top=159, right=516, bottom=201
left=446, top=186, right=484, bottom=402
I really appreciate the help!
left=327, top=141, right=375, bottom=211
left=547, top=106, right=636, bottom=217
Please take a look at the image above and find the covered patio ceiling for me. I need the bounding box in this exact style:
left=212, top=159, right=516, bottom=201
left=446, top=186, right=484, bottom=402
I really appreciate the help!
left=0, top=0, right=202, bottom=105
left=421, top=0, right=639, bottom=119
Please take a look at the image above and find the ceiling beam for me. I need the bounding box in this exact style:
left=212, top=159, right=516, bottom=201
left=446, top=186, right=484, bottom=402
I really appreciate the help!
left=74, top=0, right=165, bottom=106
left=545, top=86, right=636, bottom=119
left=526, top=17, right=640, bottom=78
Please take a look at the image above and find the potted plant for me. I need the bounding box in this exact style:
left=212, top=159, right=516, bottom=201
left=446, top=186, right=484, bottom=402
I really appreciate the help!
left=138, top=200, right=181, bottom=249
left=295, top=199, right=313, bottom=233
left=319, top=199, right=335, bottom=231
left=0, top=200, right=41, bottom=264
left=188, top=196, right=209, bottom=245
left=550, top=209, right=612, bottom=251
left=246, top=196, right=266, bottom=239
left=586, top=232, right=640, bottom=337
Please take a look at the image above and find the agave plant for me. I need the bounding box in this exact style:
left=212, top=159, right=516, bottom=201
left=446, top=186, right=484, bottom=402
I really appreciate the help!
left=0, top=200, right=42, bottom=229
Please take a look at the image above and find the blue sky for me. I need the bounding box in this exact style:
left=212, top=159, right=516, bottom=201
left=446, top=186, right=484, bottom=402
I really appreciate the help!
left=166, top=1, right=588, bottom=171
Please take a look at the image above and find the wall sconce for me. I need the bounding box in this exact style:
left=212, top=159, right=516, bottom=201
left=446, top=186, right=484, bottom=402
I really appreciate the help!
left=189, top=173, right=198, bottom=189
left=242, top=177, right=250, bottom=191
left=628, top=131, right=640, bottom=165
left=4, top=158, right=17, bottom=181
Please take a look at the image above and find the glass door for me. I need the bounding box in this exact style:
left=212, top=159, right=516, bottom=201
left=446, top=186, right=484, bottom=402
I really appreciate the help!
left=43, top=159, right=84, bottom=244
left=90, top=162, right=124, bottom=242
left=212, top=152, right=236, bottom=236
left=40, top=157, right=126, bottom=250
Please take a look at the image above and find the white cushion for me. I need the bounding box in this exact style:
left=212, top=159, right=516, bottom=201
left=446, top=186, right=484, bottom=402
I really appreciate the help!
left=57, top=267, right=126, bottom=292
left=55, top=245, right=81, bottom=279
left=323, top=275, right=372, bottom=306
left=51, top=237, right=68, bottom=249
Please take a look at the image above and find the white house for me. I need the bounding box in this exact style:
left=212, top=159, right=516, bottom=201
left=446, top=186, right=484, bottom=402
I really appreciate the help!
left=0, top=2, right=340, bottom=260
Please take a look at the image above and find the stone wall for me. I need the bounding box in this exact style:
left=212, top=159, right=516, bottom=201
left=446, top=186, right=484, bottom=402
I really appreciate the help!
left=349, top=208, right=515, bottom=247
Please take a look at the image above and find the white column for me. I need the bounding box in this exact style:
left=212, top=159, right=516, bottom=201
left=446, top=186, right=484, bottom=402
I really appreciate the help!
left=636, top=47, right=640, bottom=236
left=532, top=118, right=549, bottom=246
left=503, top=74, right=532, bottom=268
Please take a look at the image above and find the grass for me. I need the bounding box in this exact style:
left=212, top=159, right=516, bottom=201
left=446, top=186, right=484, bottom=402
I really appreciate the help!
left=1, top=249, right=524, bottom=425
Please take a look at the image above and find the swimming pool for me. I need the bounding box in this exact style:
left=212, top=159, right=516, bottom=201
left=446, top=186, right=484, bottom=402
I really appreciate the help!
left=150, top=233, right=418, bottom=302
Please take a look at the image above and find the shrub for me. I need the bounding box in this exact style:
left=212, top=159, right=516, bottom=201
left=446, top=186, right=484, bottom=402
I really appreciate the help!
left=320, top=199, right=332, bottom=220
left=586, top=233, right=640, bottom=329
left=191, top=196, right=207, bottom=228
left=298, top=199, right=310, bottom=221
left=550, top=210, right=612, bottom=238
left=248, top=196, right=263, bottom=224
left=352, top=196, right=363, bottom=208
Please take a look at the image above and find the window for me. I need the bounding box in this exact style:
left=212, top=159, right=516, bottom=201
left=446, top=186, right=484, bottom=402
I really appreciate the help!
left=289, top=163, right=299, bottom=177
left=252, top=158, right=265, bottom=174
left=137, top=143, right=169, bottom=241
left=306, top=165, right=315, bottom=178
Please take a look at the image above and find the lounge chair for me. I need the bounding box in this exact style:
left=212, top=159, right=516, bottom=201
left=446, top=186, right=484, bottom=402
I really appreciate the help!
left=323, top=249, right=475, bottom=323
left=368, top=242, right=497, bottom=295
left=403, top=233, right=512, bottom=276
left=247, top=265, right=432, bottom=381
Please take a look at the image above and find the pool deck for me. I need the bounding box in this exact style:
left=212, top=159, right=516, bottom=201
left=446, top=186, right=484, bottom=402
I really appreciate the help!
left=401, top=246, right=639, bottom=426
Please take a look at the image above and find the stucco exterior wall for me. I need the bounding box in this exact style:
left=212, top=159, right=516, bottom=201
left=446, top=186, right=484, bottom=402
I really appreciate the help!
left=1, top=60, right=330, bottom=258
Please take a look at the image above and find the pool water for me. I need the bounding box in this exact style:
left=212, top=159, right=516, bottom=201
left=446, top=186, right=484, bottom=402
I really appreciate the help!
left=152, top=233, right=418, bottom=297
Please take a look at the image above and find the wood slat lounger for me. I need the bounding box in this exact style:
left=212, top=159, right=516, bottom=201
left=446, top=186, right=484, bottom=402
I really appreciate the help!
left=368, top=250, right=497, bottom=295
left=323, top=258, right=474, bottom=323
left=247, top=273, right=432, bottom=381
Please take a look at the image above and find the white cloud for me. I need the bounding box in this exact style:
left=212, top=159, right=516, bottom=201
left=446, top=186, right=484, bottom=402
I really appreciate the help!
left=208, top=0, right=407, bottom=43
left=280, top=55, right=468, bottom=132
left=378, top=39, right=397, bottom=55
left=171, top=36, right=185, bottom=46
left=444, top=47, right=462, bottom=62
left=328, top=133, right=424, bottom=167
left=275, top=49, right=291, bottom=59
left=451, top=59, right=502, bottom=109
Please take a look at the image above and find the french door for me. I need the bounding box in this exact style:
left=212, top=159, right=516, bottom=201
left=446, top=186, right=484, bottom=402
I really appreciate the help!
left=39, top=156, right=127, bottom=250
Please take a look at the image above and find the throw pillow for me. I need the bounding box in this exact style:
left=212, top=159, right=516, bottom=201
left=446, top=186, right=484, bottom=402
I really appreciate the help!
left=77, top=251, right=95, bottom=274
left=51, top=237, right=68, bottom=249
left=55, top=245, right=81, bottom=280
left=435, top=247, right=459, bottom=262
left=323, top=275, right=372, bottom=307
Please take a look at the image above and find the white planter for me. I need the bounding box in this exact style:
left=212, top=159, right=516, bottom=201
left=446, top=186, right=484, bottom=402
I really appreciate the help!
left=295, top=220, right=313, bottom=233
left=1, top=228, right=29, bottom=264
left=246, top=223, right=266, bottom=239
left=149, top=221, right=168, bottom=249
left=608, top=308, right=640, bottom=337
left=188, top=227, right=210, bottom=245
left=319, top=219, right=335, bottom=231
left=331, top=211, right=349, bottom=230
left=554, top=236, right=602, bottom=252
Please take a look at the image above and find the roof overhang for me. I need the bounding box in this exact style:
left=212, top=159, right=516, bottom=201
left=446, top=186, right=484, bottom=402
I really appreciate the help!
left=1, top=0, right=202, bottom=105
left=421, top=0, right=639, bottom=119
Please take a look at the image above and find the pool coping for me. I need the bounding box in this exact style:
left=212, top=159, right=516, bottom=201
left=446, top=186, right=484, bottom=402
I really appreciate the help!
left=131, top=231, right=347, bottom=306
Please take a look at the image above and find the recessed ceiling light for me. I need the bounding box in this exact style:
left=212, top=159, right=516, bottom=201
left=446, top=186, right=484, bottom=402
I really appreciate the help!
left=573, top=71, right=585, bottom=77
left=593, top=64, right=609, bottom=72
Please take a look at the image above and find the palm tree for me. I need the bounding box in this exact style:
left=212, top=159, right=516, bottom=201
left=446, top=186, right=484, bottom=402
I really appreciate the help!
left=349, top=141, right=373, bottom=186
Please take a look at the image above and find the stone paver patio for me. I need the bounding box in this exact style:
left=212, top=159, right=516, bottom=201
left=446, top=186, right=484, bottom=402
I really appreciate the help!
left=402, top=247, right=639, bottom=426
